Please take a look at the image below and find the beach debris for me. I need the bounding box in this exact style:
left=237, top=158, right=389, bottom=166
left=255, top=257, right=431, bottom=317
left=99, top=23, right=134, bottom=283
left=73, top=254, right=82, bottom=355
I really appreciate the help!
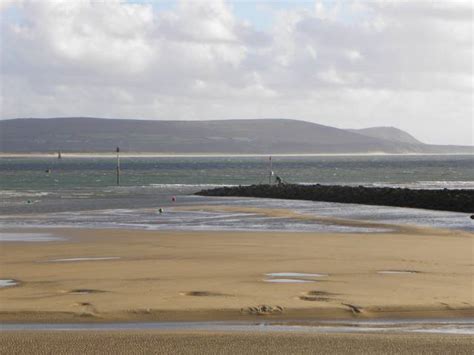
left=342, top=303, right=363, bottom=315
left=171, top=196, right=176, bottom=202
left=158, top=208, right=164, bottom=214
left=241, top=304, right=284, bottom=315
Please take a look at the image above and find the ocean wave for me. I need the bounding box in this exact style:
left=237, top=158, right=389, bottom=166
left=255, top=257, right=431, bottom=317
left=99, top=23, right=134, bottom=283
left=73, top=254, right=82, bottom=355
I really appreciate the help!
left=0, top=190, right=50, bottom=198
left=147, top=183, right=239, bottom=188
left=297, top=181, right=474, bottom=190
left=0, top=232, right=62, bottom=242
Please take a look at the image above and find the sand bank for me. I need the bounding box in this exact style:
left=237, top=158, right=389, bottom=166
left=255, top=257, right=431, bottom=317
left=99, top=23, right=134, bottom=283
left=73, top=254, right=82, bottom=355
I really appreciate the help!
left=0, top=221, right=472, bottom=323
left=1, top=331, right=473, bottom=355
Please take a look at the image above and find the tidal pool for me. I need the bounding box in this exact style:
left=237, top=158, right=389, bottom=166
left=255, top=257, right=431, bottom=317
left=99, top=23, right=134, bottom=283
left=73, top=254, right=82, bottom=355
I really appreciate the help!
left=1, top=319, right=473, bottom=335
left=47, top=257, right=120, bottom=262
left=0, top=279, right=18, bottom=288
left=0, top=233, right=62, bottom=242
left=377, top=270, right=419, bottom=275
left=265, top=273, right=328, bottom=278
left=263, top=279, right=315, bottom=283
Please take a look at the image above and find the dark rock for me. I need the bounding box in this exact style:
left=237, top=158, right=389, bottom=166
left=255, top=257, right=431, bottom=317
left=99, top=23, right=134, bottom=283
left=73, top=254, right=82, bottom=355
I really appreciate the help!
left=196, top=184, right=474, bottom=213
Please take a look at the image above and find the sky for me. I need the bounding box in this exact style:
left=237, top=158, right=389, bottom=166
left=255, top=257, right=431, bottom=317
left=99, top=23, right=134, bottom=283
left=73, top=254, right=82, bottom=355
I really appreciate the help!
left=0, top=0, right=472, bottom=145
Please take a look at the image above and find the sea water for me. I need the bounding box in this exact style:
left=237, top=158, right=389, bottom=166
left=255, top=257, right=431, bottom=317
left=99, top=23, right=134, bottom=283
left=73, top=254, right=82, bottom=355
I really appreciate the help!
left=0, top=155, right=472, bottom=232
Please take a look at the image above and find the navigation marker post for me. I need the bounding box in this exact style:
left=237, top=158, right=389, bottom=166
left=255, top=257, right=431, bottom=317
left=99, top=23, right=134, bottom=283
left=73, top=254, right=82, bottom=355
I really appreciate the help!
left=268, top=156, right=273, bottom=185
left=116, top=147, right=120, bottom=186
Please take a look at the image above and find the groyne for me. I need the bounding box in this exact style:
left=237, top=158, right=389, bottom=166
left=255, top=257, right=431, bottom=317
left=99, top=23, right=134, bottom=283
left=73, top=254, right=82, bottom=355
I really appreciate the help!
left=196, top=184, right=474, bottom=213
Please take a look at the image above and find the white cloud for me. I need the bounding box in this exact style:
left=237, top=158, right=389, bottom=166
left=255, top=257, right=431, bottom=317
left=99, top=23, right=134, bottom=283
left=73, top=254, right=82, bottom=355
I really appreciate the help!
left=0, top=0, right=19, bottom=12
left=0, top=0, right=472, bottom=145
left=346, top=50, right=362, bottom=61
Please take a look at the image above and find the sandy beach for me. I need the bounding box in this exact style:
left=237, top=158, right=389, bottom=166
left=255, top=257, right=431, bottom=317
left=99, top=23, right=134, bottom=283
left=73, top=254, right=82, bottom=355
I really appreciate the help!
left=1, top=206, right=472, bottom=323
left=1, top=205, right=473, bottom=353
left=3, top=0, right=474, bottom=352
left=1, top=331, right=473, bottom=355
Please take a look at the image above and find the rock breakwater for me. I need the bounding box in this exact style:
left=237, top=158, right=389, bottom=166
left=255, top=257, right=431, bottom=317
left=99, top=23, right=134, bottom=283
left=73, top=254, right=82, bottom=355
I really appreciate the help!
left=196, top=184, right=474, bottom=213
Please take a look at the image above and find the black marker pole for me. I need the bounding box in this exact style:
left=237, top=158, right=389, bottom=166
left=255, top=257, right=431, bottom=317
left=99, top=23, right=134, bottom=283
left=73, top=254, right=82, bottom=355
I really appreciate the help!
left=116, top=147, right=120, bottom=186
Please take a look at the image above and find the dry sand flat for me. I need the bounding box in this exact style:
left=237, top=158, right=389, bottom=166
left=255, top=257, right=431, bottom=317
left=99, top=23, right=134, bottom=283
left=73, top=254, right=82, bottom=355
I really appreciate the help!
left=1, top=331, right=473, bottom=355
left=0, top=211, right=473, bottom=323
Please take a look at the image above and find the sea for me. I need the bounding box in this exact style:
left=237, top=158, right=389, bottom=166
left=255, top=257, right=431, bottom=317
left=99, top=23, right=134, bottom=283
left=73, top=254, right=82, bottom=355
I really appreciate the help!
left=0, top=154, right=473, bottom=233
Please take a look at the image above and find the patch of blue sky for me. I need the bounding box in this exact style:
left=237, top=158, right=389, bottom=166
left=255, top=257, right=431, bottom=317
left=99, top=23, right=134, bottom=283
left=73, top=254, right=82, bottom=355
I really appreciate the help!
left=1, top=4, right=26, bottom=26
left=229, top=0, right=314, bottom=30
left=124, top=0, right=314, bottom=31
left=231, top=1, right=371, bottom=28
left=77, top=1, right=364, bottom=30
left=320, top=0, right=373, bottom=26
left=125, top=0, right=177, bottom=12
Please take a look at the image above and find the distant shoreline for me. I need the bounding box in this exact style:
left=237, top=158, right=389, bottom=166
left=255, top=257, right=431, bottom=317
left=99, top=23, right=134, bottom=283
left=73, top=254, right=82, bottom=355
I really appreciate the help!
left=1, top=152, right=473, bottom=158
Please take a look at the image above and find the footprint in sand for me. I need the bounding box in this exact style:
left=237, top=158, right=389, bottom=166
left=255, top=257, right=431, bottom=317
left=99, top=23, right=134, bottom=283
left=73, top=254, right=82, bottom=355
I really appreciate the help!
left=128, top=308, right=152, bottom=315
left=299, top=290, right=338, bottom=302
left=299, top=295, right=331, bottom=302
left=241, top=304, right=284, bottom=315
left=341, top=303, right=363, bottom=315
left=180, top=291, right=231, bottom=297
left=73, top=302, right=98, bottom=316
left=68, top=289, right=107, bottom=295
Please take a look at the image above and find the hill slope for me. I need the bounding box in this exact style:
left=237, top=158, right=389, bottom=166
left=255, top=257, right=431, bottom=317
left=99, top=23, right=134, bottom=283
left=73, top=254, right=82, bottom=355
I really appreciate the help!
left=0, top=117, right=471, bottom=154
left=348, top=127, right=423, bottom=145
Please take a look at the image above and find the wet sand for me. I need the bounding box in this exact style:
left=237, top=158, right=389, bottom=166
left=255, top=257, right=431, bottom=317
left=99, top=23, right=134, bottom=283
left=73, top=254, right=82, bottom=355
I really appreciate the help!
left=0, top=206, right=472, bottom=323
left=1, top=331, right=473, bottom=354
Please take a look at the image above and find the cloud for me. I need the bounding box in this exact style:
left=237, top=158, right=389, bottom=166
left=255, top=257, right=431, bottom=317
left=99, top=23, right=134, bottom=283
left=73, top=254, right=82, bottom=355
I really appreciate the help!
left=0, top=0, right=472, bottom=145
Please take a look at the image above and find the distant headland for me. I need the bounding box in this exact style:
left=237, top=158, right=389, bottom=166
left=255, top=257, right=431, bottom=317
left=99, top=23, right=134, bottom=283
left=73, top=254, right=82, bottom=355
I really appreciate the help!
left=1, top=117, right=472, bottom=154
